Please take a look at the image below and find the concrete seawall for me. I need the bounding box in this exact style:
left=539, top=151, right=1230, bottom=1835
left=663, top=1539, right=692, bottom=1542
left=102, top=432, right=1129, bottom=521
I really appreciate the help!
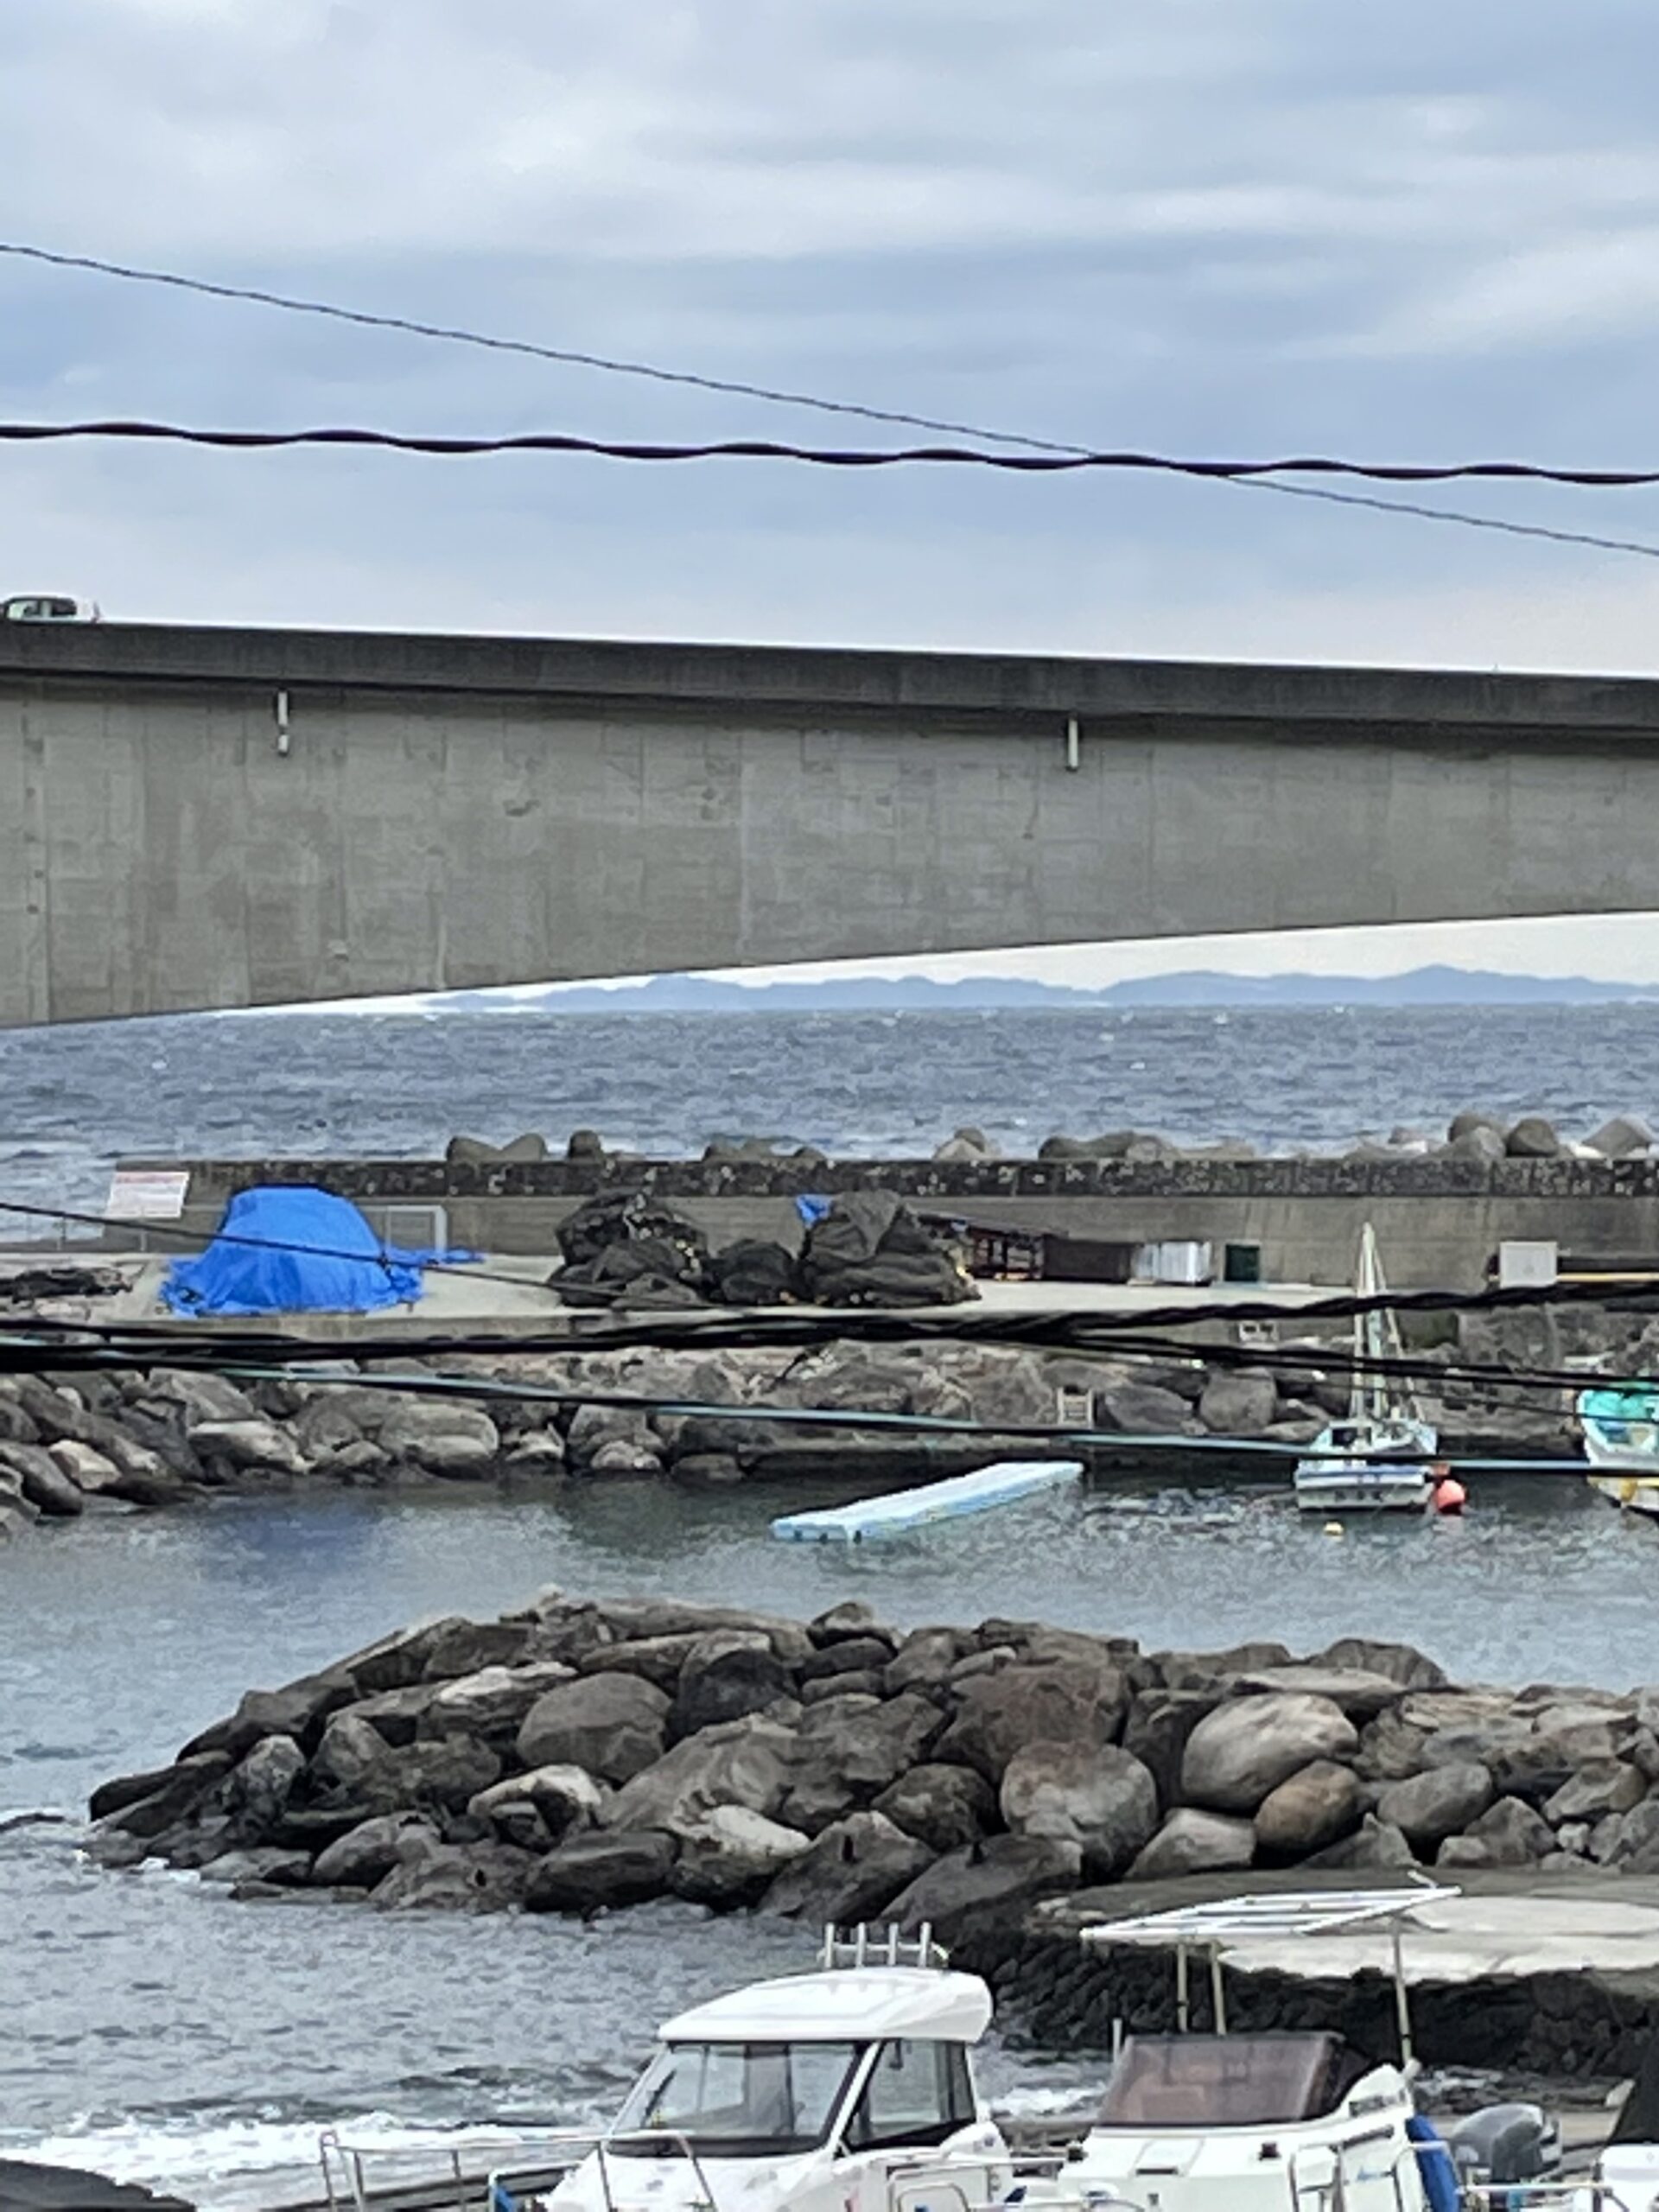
left=118, top=1152, right=1659, bottom=1290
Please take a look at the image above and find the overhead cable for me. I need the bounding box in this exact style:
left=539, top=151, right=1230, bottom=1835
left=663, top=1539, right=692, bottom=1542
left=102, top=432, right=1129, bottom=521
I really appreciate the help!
left=10, top=238, right=1659, bottom=561
left=7, top=416, right=1659, bottom=485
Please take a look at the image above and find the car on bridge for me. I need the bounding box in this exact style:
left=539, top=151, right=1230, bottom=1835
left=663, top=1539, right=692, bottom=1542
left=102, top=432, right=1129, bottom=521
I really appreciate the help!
left=2, top=593, right=100, bottom=622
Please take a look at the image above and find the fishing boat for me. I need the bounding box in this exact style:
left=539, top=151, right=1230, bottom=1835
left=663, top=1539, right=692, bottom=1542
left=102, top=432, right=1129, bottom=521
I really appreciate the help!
left=1294, top=1222, right=1440, bottom=1512
left=1578, top=1382, right=1659, bottom=1516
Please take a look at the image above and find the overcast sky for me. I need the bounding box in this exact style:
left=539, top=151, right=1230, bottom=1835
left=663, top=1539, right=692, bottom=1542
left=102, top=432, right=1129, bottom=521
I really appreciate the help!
left=9, top=1, right=1659, bottom=988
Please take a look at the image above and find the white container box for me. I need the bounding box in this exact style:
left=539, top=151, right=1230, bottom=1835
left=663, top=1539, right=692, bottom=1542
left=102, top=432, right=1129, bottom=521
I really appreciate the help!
left=1497, top=1239, right=1559, bottom=1288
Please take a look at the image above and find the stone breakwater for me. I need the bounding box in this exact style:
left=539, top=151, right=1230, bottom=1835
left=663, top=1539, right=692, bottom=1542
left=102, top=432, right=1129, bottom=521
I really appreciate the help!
left=87, top=1594, right=1659, bottom=1948
left=0, top=1318, right=1597, bottom=1542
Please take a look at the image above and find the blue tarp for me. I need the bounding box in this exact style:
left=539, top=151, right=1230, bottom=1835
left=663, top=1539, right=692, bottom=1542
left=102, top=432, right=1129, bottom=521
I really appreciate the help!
left=162, top=1185, right=476, bottom=1317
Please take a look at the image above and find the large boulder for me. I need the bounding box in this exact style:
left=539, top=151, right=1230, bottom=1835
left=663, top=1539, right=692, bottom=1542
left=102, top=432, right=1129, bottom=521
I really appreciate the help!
left=605, top=1718, right=797, bottom=1834
left=872, top=1765, right=996, bottom=1853
left=0, top=1440, right=86, bottom=1516
left=89, top=1751, right=231, bottom=1832
left=1122, top=1688, right=1227, bottom=1810
left=672, top=1808, right=812, bottom=1905
left=1453, top=1796, right=1555, bottom=1866
left=1375, top=1764, right=1495, bottom=1851
left=886, top=1627, right=971, bottom=1696
left=516, top=1672, right=671, bottom=1783
left=1543, top=1761, right=1646, bottom=1825
left=524, top=1830, right=678, bottom=1913
left=672, top=1630, right=795, bottom=1735
left=377, top=1401, right=501, bottom=1478
left=227, top=1734, right=306, bottom=1832
left=370, top=1837, right=537, bottom=1910
left=344, top=1737, right=503, bottom=1818
left=422, top=1662, right=575, bottom=1741
left=1233, top=1667, right=1407, bottom=1721
left=1306, top=1815, right=1416, bottom=1872
left=999, top=1743, right=1158, bottom=1878
left=188, top=1420, right=309, bottom=1476
left=1197, top=1372, right=1278, bottom=1437
left=779, top=1695, right=946, bottom=1833
left=1253, top=1761, right=1362, bottom=1856
left=1128, top=1808, right=1256, bottom=1880
left=1310, top=1637, right=1447, bottom=1691
left=311, top=1813, right=439, bottom=1886
left=1180, top=1694, right=1358, bottom=1815
left=887, top=1835, right=1083, bottom=1940
left=936, top=1662, right=1126, bottom=1783
left=760, top=1811, right=934, bottom=1923
left=1097, top=1383, right=1197, bottom=1435
left=468, top=1764, right=606, bottom=1840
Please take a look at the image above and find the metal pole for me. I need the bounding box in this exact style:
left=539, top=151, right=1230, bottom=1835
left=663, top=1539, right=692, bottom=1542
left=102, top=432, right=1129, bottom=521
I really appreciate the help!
left=1209, top=1946, right=1228, bottom=2036
left=1391, top=1923, right=1413, bottom=2065
left=1175, top=1942, right=1190, bottom=2032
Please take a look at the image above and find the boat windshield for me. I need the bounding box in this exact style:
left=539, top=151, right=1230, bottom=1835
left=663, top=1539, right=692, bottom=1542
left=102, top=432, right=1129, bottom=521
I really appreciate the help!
left=1097, top=2035, right=1372, bottom=2128
left=608, top=2041, right=863, bottom=2157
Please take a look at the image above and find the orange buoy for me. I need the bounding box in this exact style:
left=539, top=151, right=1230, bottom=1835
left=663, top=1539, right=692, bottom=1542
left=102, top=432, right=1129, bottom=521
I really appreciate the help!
left=1432, top=1470, right=1467, bottom=1516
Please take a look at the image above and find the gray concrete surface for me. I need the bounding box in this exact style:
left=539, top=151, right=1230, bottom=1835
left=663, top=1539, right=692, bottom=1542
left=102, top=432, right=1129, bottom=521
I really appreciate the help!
left=7, top=622, right=1659, bottom=1020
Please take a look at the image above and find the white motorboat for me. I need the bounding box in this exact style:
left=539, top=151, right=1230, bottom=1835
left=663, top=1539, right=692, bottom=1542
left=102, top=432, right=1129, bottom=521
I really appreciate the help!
left=1578, top=1382, right=1659, bottom=1516
left=1294, top=1223, right=1440, bottom=1513
left=1071, top=1887, right=1561, bottom=2210
left=544, top=1928, right=1013, bottom=2212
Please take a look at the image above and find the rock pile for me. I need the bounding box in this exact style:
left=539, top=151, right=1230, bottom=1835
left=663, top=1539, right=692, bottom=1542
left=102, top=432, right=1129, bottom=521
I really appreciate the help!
left=1, top=1313, right=1597, bottom=1543
left=86, top=1594, right=1659, bottom=1932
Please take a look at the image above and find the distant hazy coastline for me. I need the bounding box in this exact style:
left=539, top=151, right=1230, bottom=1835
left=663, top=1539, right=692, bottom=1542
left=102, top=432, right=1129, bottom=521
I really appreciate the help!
left=446, top=964, right=1659, bottom=1014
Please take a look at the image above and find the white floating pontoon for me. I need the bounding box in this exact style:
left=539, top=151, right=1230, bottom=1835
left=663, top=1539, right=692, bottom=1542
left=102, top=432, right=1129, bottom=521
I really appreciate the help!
left=771, top=1459, right=1083, bottom=1542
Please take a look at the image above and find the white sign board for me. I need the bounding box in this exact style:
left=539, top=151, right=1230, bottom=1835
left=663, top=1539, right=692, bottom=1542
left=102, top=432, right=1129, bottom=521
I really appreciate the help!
left=105, top=1169, right=190, bottom=1221
left=1497, top=1239, right=1558, bottom=1288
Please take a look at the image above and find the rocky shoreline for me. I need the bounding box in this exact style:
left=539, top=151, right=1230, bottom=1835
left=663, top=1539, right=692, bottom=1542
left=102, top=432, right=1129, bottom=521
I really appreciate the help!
left=0, top=1300, right=1606, bottom=1541
left=88, top=1592, right=1659, bottom=1936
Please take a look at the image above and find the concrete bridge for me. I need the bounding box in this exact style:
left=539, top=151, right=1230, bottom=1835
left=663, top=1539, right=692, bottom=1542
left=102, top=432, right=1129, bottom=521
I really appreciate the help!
left=3, top=620, right=1659, bottom=1024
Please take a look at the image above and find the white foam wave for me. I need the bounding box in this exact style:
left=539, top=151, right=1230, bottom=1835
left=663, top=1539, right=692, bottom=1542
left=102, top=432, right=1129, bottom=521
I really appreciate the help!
left=1, top=2113, right=582, bottom=2211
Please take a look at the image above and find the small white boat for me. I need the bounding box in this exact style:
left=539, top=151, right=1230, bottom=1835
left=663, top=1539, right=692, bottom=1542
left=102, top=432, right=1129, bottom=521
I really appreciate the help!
left=1578, top=1382, right=1659, bottom=1516
left=546, top=1928, right=1013, bottom=2212
left=1294, top=1223, right=1440, bottom=1513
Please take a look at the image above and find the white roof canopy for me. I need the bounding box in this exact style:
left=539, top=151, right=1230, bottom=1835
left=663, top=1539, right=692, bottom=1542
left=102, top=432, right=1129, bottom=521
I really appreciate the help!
left=1081, top=1886, right=1462, bottom=1951
left=661, top=1967, right=993, bottom=2045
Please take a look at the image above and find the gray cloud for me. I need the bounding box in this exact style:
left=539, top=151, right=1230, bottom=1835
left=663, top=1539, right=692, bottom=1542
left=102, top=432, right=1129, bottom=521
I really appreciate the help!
left=3, top=0, right=1659, bottom=667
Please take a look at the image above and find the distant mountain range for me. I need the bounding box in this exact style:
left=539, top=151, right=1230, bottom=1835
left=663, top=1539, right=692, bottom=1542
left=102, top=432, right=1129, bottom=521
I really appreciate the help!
left=441, top=965, right=1659, bottom=1014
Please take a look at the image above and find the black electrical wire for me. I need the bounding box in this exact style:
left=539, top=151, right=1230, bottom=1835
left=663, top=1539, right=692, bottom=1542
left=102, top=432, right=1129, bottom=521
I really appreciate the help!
left=6, top=417, right=1659, bottom=486
left=10, top=238, right=1659, bottom=563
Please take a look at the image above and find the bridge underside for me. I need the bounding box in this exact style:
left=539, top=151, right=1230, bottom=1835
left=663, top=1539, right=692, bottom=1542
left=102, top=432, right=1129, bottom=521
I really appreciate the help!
left=3, top=625, right=1659, bottom=1023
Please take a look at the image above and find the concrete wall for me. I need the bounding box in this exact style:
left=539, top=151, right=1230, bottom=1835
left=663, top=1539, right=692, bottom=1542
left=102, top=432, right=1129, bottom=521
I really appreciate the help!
left=7, top=625, right=1659, bottom=1020
left=117, top=1153, right=1659, bottom=1290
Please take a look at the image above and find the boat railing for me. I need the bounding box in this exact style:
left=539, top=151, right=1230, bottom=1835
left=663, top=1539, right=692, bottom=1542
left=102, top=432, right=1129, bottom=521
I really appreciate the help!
left=482, top=2130, right=726, bottom=2212
left=822, top=1921, right=950, bottom=1970
left=317, top=2126, right=591, bottom=2212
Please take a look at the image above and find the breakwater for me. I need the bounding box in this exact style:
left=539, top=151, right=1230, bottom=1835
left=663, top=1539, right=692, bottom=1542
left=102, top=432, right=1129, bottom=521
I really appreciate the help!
left=84, top=1589, right=1659, bottom=2083
left=108, top=1116, right=1659, bottom=1291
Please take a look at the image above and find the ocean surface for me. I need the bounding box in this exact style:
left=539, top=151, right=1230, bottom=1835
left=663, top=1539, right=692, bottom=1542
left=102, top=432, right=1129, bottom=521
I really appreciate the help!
left=3, top=1004, right=1659, bottom=2200
left=3, top=1002, right=1659, bottom=1218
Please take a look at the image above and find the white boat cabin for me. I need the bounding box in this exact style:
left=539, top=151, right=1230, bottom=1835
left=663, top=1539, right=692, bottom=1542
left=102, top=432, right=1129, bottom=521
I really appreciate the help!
left=550, top=1935, right=1009, bottom=2212
left=1062, top=2029, right=1429, bottom=2209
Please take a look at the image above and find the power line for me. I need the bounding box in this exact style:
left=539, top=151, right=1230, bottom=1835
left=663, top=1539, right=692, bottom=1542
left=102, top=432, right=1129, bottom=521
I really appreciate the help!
left=0, top=240, right=1073, bottom=454
left=8, top=416, right=1659, bottom=486
left=8, top=238, right=1659, bottom=558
